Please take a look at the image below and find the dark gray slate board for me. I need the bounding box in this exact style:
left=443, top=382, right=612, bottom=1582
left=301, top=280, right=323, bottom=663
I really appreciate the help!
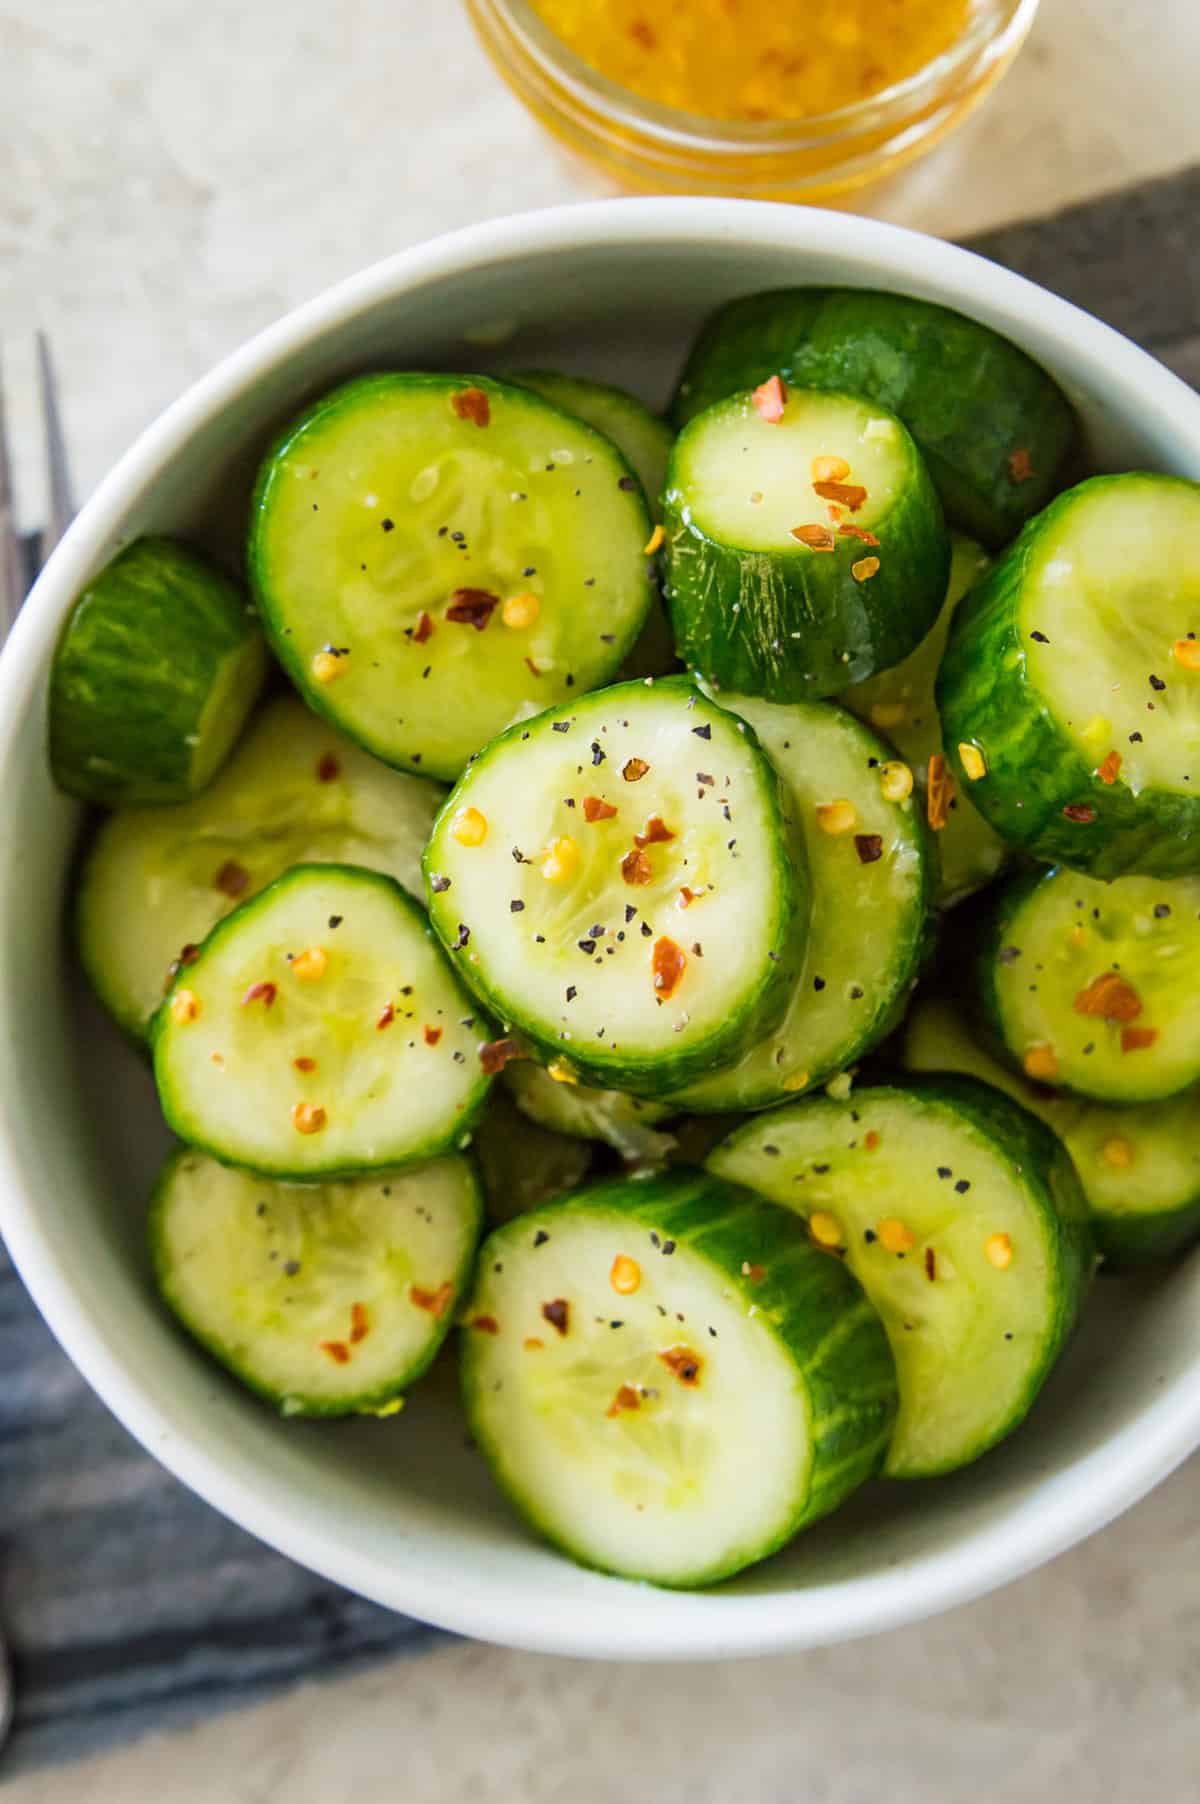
left=2, top=164, right=1197, bottom=1779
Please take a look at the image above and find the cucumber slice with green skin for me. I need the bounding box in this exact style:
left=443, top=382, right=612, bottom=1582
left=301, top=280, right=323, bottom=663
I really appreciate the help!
left=78, top=696, right=444, bottom=1041
left=154, top=865, right=492, bottom=1179
left=663, top=387, right=948, bottom=702
left=842, top=533, right=1008, bottom=907
left=472, top=1087, right=594, bottom=1223
left=671, top=289, right=1077, bottom=548
left=974, top=863, right=1200, bottom=1104
left=249, top=373, right=655, bottom=783
left=666, top=694, right=933, bottom=1112
left=709, top=1080, right=1093, bottom=1478
left=423, top=678, right=804, bottom=1095
left=461, top=1168, right=897, bottom=1587
left=503, top=1061, right=676, bottom=1164
left=903, top=997, right=1200, bottom=1268
left=937, top=475, right=1200, bottom=879
left=510, top=370, right=673, bottom=518
left=49, top=537, right=268, bottom=806
left=151, top=1145, right=481, bottom=1416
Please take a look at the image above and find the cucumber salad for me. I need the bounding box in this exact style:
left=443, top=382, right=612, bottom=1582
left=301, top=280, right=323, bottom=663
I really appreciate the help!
left=50, top=287, right=1200, bottom=1588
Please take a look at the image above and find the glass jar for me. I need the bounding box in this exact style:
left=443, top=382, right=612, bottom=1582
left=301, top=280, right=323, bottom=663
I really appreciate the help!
left=464, top=0, right=1041, bottom=203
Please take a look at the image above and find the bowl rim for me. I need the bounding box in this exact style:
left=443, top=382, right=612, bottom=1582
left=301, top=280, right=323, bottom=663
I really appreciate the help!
left=5, top=197, right=1200, bottom=1661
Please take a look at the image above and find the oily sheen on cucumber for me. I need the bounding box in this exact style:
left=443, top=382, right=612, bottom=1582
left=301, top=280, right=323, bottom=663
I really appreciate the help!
left=49, top=537, right=268, bottom=806
left=842, top=533, right=1007, bottom=907
left=663, top=387, right=948, bottom=701
left=709, top=1080, right=1093, bottom=1478
left=904, top=997, right=1200, bottom=1267
left=154, top=865, right=492, bottom=1179
left=249, top=373, right=655, bottom=781
left=461, top=1168, right=897, bottom=1587
left=974, top=864, right=1200, bottom=1104
left=78, top=696, right=444, bottom=1040
left=151, top=1145, right=482, bottom=1415
left=937, top=474, right=1200, bottom=879
left=672, top=289, right=1076, bottom=547
left=423, top=678, right=805, bottom=1094
left=667, top=693, right=933, bottom=1112
left=510, top=370, right=673, bottom=518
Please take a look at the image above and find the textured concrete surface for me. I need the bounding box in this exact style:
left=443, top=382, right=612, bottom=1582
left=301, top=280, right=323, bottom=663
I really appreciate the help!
left=2, top=0, right=1200, bottom=1797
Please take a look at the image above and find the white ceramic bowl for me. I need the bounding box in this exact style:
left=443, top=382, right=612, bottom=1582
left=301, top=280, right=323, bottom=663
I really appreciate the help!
left=5, top=200, right=1200, bottom=1662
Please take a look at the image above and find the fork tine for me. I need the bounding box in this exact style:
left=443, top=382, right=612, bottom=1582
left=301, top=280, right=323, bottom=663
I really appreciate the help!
left=0, top=348, right=29, bottom=635
left=36, top=331, right=75, bottom=557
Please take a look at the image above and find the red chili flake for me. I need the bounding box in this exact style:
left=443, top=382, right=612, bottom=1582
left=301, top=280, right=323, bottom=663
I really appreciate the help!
left=423, top=1025, right=443, bottom=1046
left=744, top=1263, right=767, bottom=1284
left=678, top=886, right=697, bottom=908
left=541, top=1298, right=570, bottom=1336
left=469, top=1314, right=500, bottom=1334
left=865, top=1130, right=881, bottom=1151
left=658, top=1345, right=702, bottom=1385
left=854, top=834, right=884, bottom=864
left=837, top=523, right=881, bottom=546
left=813, top=479, right=868, bottom=512
left=790, top=523, right=836, bottom=551
left=606, top=1383, right=641, bottom=1418
left=1121, top=1026, right=1159, bottom=1054
left=652, top=936, right=687, bottom=1000
left=1097, top=750, right=1122, bottom=785
left=349, top=1302, right=370, bottom=1344
left=583, top=795, right=618, bottom=822
left=635, top=815, right=675, bottom=847
left=451, top=386, right=490, bottom=427
left=446, top=588, right=499, bottom=629
left=1062, top=803, right=1097, bottom=824
left=926, top=754, right=955, bottom=831
left=412, top=611, right=435, bottom=645
left=214, top=859, right=250, bottom=897
left=1074, top=972, right=1143, bottom=1021
left=241, top=980, right=277, bottom=1009
left=622, top=846, right=653, bottom=885
left=319, top=1341, right=351, bottom=1365
left=622, top=757, right=650, bottom=782
left=293, top=1056, right=316, bottom=1072
left=924, top=1248, right=937, bottom=1282
left=751, top=374, right=787, bottom=423
left=377, top=1003, right=395, bottom=1030
left=165, top=941, right=201, bottom=990
left=411, top=1282, right=454, bottom=1317
left=316, top=752, right=340, bottom=783
left=1008, top=447, right=1035, bottom=483
left=524, top=656, right=543, bottom=677
left=479, top=1037, right=524, bottom=1075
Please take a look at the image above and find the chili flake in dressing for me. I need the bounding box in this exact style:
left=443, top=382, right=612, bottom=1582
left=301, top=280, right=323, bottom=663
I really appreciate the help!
left=526, top=0, right=970, bottom=122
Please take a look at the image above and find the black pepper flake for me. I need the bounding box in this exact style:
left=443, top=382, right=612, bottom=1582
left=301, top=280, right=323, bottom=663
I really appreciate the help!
left=692, top=723, right=712, bottom=740
left=552, top=722, right=570, bottom=734
left=533, top=1229, right=550, bottom=1247
left=1150, top=674, right=1167, bottom=691
left=937, top=1166, right=952, bottom=1179
left=430, top=874, right=451, bottom=893
left=661, top=1239, right=676, bottom=1255
left=649, top=1231, right=660, bottom=1246
left=600, top=632, right=615, bottom=644
left=577, top=939, right=596, bottom=955
left=999, top=945, right=1022, bottom=964
left=954, top=1179, right=971, bottom=1194
left=284, top=1259, right=301, bottom=1276
left=328, top=914, right=343, bottom=929
left=864, top=1229, right=877, bottom=1243
left=854, top=833, right=883, bottom=865
left=1130, top=731, right=1144, bottom=743
left=511, top=846, right=527, bottom=864
left=523, top=566, right=536, bottom=578
left=610, top=1320, right=623, bottom=1329
left=696, top=773, right=714, bottom=785
left=625, top=904, right=637, bottom=922
left=452, top=923, right=470, bottom=950
left=849, top=985, right=864, bottom=1000
left=813, top=1162, right=830, bottom=1174
left=591, top=741, right=606, bottom=765
left=763, top=1144, right=780, bottom=1157
left=565, top=985, right=577, bottom=1001
left=1030, top=630, right=1049, bottom=644
left=1155, top=903, right=1171, bottom=918
left=510, top=899, right=525, bottom=913
left=453, top=1050, right=465, bottom=1063
left=618, top=475, right=636, bottom=491
left=640, top=921, right=653, bottom=938
left=381, top=517, right=394, bottom=532
left=813, top=976, right=826, bottom=991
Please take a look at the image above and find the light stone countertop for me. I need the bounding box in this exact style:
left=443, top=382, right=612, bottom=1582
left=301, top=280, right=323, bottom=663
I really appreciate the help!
left=3, top=0, right=1200, bottom=1797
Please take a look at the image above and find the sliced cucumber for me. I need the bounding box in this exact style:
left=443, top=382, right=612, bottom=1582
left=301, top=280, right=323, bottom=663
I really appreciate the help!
left=504, top=1060, right=676, bottom=1164
left=49, top=537, right=268, bottom=806
left=461, top=1168, right=897, bottom=1587
left=423, top=678, right=804, bottom=1094
left=663, top=386, right=948, bottom=701
left=77, top=696, right=444, bottom=1041
left=937, top=475, right=1200, bottom=879
left=672, top=289, right=1077, bottom=547
left=904, top=996, right=1200, bottom=1268
left=667, top=694, right=933, bottom=1112
left=975, top=864, right=1200, bottom=1103
left=154, top=865, right=492, bottom=1179
left=709, top=1080, right=1093, bottom=1478
left=151, top=1145, right=481, bottom=1415
left=842, top=533, right=1007, bottom=907
left=249, top=373, right=654, bottom=782
left=510, top=370, right=673, bottom=518
left=472, top=1086, right=594, bottom=1223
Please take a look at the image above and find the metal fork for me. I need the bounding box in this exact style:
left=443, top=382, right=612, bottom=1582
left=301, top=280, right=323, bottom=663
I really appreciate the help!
left=0, top=331, right=76, bottom=1752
